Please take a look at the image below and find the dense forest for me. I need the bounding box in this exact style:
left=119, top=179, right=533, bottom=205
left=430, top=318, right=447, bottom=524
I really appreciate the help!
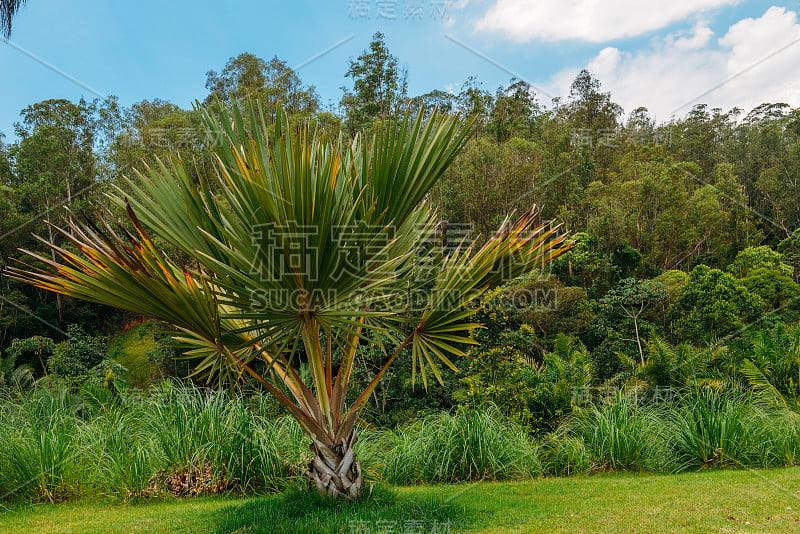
left=3, top=32, right=800, bottom=430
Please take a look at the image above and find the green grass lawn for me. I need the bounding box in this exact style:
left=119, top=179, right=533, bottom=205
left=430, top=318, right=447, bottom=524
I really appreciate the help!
left=3, top=467, right=800, bottom=533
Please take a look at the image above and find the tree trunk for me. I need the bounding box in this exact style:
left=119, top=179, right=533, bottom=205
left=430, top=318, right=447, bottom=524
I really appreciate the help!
left=633, top=315, right=644, bottom=365
left=308, top=433, right=363, bottom=500
left=46, top=203, right=63, bottom=323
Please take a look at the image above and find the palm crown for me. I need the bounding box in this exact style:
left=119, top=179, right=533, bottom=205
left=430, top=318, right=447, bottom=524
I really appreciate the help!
left=8, top=100, right=572, bottom=498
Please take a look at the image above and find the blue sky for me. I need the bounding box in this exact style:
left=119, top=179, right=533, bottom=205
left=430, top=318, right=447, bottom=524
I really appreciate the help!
left=2, top=0, right=799, bottom=139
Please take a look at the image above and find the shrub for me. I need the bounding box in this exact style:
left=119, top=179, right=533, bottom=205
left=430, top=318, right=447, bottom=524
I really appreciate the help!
left=5, top=335, right=55, bottom=377
left=460, top=344, right=545, bottom=430
left=6, top=381, right=800, bottom=505
left=0, top=352, right=34, bottom=390
left=460, top=333, right=594, bottom=433
left=670, top=265, right=764, bottom=342
left=0, top=383, right=311, bottom=502
left=49, top=325, right=107, bottom=385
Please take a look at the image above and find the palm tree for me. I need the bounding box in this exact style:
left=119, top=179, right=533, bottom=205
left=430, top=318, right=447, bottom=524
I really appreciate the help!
left=736, top=324, right=800, bottom=408
left=1, top=0, right=27, bottom=38
left=8, top=100, right=572, bottom=498
left=0, top=353, right=34, bottom=389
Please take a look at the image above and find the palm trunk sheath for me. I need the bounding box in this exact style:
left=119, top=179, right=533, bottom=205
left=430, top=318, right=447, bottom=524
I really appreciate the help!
left=308, top=432, right=363, bottom=499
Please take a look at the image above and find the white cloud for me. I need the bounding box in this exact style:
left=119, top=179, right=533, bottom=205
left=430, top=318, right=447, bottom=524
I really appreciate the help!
left=673, top=22, right=714, bottom=50
left=587, top=47, right=622, bottom=74
left=544, top=6, right=800, bottom=119
left=475, top=0, right=739, bottom=43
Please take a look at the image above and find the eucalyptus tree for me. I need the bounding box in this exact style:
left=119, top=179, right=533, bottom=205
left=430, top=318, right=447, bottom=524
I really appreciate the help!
left=342, top=33, right=407, bottom=132
left=205, top=53, right=320, bottom=120
left=9, top=100, right=571, bottom=498
left=11, top=98, right=99, bottom=322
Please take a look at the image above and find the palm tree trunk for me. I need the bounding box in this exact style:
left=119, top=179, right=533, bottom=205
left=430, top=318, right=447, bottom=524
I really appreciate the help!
left=308, top=432, right=363, bottom=500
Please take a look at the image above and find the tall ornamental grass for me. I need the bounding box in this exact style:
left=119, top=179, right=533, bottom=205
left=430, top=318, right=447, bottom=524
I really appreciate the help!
left=0, top=386, right=79, bottom=501
left=574, top=393, right=666, bottom=472
left=361, top=407, right=540, bottom=484
left=663, top=391, right=800, bottom=472
left=4, top=384, right=800, bottom=504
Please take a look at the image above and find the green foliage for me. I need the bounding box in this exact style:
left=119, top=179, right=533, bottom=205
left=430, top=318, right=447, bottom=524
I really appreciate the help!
left=599, top=278, right=666, bottom=320
left=341, top=32, right=406, bottom=132
left=0, top=388, right=541, bottom=503
left=6, top=335, right=55, bottom=376
left=728, top=246, right=793, bottom=278
left=588, top=332, right=629, bottom=381
left=727, top=323, right=800, bottom=408
left=460, top=332, right=593, bottom=432
left=551, top=232, right=617, bottom=295
left=430, top=136, right=541, bottom=237
left=141, top=383, right=308, bottom=494
left=205, top=53, right=320, bottom=117
left=562, top=70, right=623, bottom=133
left=778, top=229, right=800, bottom=281
left=670, top=265, right=764, bottom=342
left=0, top=384, right=310, bottom=502
left=652, top=270, right=688, bottom=300
left=649, top=270, right=689, bottom=332
left=597, top=277, right=666, bottom=363
left=470, top=286, right=513, bottom=347
left=4, top=381, right=800, bottom=505
left=1, top=96, right=120, bottom=350
left=80, top=409, right=158, bottom=497
left=636, top=336, right=709, bottom=391
left=349, top=331, right=460, bottom=428
left=470, top=276, right=594, bottom=350
left=540, top=334, right=595, bottom=411
left=542, top=390, right=800, bottom=476
left=725, top=246, right=800, bottom=314
left=0, top=350, right=34, bottom=390
left=48, top=325, right=107, bottom=384
left=107, top=322, right=159, bottom=388
left=539, top=434, right=591, bottom=476
left=739, top=267, right=800, bottom=311
left=460, top=344, right=543, bottom=429
left=146, top=330, right=192, bottom=381
left=487, top=80, right=541, bottom=141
